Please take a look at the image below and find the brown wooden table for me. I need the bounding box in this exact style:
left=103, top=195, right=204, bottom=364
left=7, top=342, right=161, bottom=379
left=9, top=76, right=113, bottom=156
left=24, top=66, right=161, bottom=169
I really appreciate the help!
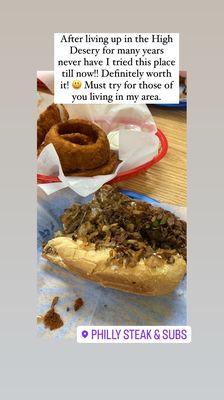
left=118, top=106, right=187, bottom=206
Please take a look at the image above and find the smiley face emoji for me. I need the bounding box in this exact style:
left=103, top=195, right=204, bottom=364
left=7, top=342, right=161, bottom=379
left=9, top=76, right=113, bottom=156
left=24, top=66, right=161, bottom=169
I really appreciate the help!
left=72, top=80, right=82, bottom=89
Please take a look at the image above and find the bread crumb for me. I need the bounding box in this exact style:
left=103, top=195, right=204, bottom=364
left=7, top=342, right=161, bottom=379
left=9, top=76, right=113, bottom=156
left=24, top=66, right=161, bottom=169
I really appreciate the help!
left=37, top=315, right=43, bottom=324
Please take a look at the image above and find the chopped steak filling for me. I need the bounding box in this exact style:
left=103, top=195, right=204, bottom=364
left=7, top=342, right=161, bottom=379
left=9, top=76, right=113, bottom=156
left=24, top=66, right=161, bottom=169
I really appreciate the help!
left=60, top=185, right=186, bottom=267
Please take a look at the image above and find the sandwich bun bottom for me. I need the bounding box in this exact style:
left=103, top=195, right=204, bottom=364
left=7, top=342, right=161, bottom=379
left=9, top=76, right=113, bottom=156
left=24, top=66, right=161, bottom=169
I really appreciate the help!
left=42, top=236, right=186, bottom=296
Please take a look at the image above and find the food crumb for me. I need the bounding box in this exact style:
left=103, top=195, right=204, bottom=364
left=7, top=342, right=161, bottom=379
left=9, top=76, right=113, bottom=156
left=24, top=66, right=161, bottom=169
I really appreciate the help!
left=37, top=315, right=43, bottom=324
left=74, top=297, right=84, bottom=311
left=43, top=308, right=64, bottom=331
left=43, top=296, right=64, bottom=331
left=51, top=296, right=59, bottom=308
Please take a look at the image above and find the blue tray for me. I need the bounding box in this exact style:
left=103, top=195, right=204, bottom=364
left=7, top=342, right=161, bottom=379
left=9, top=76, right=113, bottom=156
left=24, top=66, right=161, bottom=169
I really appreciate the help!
left=120, top=189, right=160, bottom=204
left=155, top=100, right=187, bottom=109
left=37, top=188, right=187, bottom=337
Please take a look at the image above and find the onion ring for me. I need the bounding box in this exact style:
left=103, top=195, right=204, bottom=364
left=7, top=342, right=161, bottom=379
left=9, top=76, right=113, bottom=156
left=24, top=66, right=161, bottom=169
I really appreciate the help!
left=43, top=119, right=110, bottom=173
left=37, top=104, right=69, bottom=148
left=67, top=151, right=119, bottom=177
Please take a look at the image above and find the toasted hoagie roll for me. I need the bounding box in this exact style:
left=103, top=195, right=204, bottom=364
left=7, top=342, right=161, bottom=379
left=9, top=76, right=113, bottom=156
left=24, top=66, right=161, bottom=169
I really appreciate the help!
left=42, top=236, right=186, bottom=296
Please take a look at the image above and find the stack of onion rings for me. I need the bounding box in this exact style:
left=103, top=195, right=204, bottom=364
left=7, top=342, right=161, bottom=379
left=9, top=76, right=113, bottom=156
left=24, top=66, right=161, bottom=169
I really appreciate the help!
left=38, top=119, right=119, bottom=176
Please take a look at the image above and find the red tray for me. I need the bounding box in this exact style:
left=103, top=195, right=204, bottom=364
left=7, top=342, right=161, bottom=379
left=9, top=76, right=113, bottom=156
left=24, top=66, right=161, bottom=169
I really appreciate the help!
left=37, top=128, right=168, bottom=184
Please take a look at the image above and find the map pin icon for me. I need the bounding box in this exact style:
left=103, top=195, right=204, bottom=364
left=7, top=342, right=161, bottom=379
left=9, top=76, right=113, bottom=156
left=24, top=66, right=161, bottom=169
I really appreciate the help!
left=82, top=330, right=88, bottom=338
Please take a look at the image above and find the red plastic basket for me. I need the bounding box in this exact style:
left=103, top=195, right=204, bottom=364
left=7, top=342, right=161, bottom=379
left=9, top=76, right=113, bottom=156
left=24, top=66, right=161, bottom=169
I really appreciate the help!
left=37, top=77, right=168, bottom=185
left=37, top=128, right=168, bottom=184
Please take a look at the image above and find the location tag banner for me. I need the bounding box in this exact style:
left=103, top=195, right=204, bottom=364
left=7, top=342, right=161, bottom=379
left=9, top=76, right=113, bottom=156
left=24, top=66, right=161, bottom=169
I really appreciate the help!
left=77, top=326, right=191, bottom=344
